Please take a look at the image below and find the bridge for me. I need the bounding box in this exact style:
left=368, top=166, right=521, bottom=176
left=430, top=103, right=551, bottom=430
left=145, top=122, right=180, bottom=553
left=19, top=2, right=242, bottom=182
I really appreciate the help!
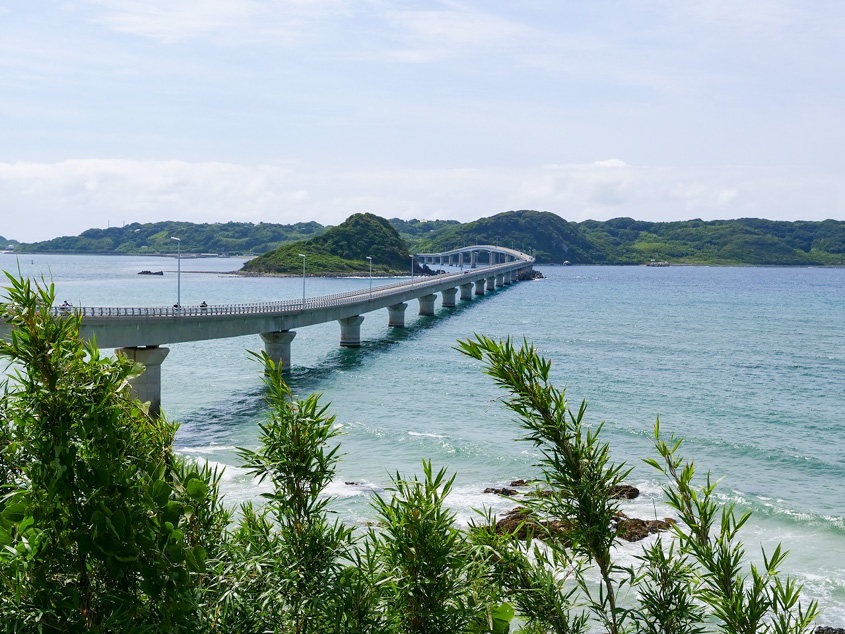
left=1, top=246, right=534, bottom=415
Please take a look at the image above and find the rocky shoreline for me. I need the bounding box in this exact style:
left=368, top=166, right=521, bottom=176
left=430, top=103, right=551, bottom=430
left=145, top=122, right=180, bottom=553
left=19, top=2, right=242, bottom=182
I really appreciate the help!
left=484, top=480, right=674, bottom=543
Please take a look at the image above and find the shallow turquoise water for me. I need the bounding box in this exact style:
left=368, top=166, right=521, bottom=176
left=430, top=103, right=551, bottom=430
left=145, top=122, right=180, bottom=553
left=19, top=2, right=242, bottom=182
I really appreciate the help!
left=3, top=254, right=844, bottom=624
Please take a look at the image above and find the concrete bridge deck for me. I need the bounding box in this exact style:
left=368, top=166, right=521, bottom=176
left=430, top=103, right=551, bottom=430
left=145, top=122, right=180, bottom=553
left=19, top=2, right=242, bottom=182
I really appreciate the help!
left=1, top=246, right=534, bottom=414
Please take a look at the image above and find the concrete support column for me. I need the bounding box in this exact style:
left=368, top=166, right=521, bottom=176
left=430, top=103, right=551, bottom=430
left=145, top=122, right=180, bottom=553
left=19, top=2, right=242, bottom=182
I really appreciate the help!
left=441, top=287, right=458, bottom=308
left=471, top=251, right=477, bottom=268
left=487, top=275, right=497, bottom=291
left=460, top=282, right=473, bottom=300
left=474, top=279, right=486, bottom=295
left=339, top=315, right=365, bottom=347
left=388, top=302, right=408, bottom=327
left=117, top=346, right=170, bottom=417
left=260, top=330, right=296, bottom=372
left=495, top=273, right=505, bottom=288
left=418, top=294, right=437, bottom=316
left=505, top=271, right=513, bottom=284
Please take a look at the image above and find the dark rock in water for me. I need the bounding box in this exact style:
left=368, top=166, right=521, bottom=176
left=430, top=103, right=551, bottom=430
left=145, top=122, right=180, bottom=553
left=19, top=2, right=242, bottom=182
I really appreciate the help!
left=138, top=270, right=164, bottom=275
left=509, top=479, right=531, bottom=487
left=495, top=507, right=571, bottom=544
left=609, top=484, right=640, bottom=500
left=345, top=481, right=361, bottom=486
left=484, top=487, right=518, bottom=496
left=614, top=513, right=675, bottom=542
left=527, top=483, right=639, bottom=499
left=494, top=506, right=674, bottom=544
left=815, top=628, right=845, bottom=634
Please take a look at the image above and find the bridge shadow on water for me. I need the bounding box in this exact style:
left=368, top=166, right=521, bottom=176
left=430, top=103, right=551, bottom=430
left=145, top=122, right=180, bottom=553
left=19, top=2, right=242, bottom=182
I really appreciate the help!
left=175, top=294, right=497, bottom=434
left=285, top=295, right=495, bottom=392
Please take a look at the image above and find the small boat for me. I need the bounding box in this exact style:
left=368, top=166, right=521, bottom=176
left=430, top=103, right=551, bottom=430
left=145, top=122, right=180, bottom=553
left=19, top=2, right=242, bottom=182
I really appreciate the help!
left=138, top=270, right=164, bottom=275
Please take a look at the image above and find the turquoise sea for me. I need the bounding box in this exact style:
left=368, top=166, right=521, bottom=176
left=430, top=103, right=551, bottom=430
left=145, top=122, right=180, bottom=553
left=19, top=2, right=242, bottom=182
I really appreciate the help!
left=3, top=254, right=844, bottom=624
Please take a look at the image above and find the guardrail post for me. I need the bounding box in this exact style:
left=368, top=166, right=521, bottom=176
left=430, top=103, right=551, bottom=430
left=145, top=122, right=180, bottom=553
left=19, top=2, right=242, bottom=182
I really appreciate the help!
left=116, top=346, right=170, bottom=417
left=260, top=330, right=297, bottom=372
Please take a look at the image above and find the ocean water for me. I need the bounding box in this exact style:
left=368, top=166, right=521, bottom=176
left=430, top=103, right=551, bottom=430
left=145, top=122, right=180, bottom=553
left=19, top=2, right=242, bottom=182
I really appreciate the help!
left=3, top=254, right=844, bottom=624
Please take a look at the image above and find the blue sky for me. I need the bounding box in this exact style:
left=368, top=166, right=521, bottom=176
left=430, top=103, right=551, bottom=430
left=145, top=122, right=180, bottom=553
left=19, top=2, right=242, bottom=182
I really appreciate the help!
left=2, top=1, right=844, bottom=241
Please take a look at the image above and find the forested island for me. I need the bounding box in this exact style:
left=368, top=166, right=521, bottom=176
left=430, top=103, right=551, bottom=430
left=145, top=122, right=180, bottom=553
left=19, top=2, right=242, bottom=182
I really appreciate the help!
left=7, top=211, right=845, bottom=266
left=241, top=213, right=418, bottom=275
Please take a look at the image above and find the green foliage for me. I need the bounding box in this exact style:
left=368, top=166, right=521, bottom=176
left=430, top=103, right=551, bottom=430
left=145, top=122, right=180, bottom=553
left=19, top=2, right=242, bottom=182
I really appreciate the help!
left=212, top=357, right=358, bottom=634
left=243, top=213, right=412, bottom=275
left=459, top=335, right=820, bottom=634
left=579, top=217, right=845, bottom=265
left=647, top=423, right=821, bottom=634
left=12, top=212, right=845, bottom=265
left=370, top=460, right=501, bottom=634
left=0, top=274, right=229, bottom=632
left=0, top=274, right=826, bottom=632
left=414, top=210, right=598, bottom=265
left=632, top=537, right=704, bottom=634
left=16, top=220, right=326, bottom=256
left=458, top=335, right=631, bottom=634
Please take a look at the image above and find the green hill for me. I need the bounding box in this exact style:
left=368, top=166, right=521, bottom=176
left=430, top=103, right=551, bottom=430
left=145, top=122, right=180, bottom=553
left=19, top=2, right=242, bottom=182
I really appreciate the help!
left=241, top=213, right=413, bottom=275
left=8, top=212, right=845, bottom=266
left=578, top=217, right=845, bottom=265
left=411, top=210, right=601, bottom=264
left=389, top=218, right=462, bottom=252
left=15, top=221, right=326, bottom=255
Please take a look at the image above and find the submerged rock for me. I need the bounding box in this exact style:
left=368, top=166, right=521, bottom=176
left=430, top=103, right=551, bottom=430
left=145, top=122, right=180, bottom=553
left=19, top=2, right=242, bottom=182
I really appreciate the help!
left=614, top=513, right=676, bottom=542
left=484, top=487, right=519, bottom=496
left=494, top=507, right=675, bottom=544
left=495, top=507, right=572, bottom=543
left=609, top=484, right=640, bottom=500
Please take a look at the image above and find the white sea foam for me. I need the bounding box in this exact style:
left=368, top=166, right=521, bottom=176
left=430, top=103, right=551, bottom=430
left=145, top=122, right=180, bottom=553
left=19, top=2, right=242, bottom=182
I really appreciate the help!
left=407, top=431, right=446, bottom=439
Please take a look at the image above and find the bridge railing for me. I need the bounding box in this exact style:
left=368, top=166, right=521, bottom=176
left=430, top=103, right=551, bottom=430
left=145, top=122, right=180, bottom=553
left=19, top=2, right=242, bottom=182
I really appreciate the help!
left=47, top=257, right=532, bottom=319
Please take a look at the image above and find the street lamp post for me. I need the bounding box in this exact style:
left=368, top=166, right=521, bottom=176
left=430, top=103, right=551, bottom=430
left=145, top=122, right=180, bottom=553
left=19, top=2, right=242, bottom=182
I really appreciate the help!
left=366, top=256, right=373, bottom=297
left=170, top=236, right=181, bottom=308
left=298, top=254, right=306, bottom=307
left=410, top=255, right=415, bottom=284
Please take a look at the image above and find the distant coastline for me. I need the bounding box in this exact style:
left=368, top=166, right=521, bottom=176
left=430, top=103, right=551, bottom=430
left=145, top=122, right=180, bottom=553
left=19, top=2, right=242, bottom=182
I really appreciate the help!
left=7, top=211, right=845, bottom=267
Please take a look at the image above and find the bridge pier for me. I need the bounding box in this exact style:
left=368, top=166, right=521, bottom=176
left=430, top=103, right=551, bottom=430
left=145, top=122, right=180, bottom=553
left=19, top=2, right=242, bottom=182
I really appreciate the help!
left=486, top=275, right=497, bottom=291
left=260, top=330, right=296, bottom=372
left=474, top=279, right=485, bottom=295
left=495, top=273, right=505, bottom=288
left=418, top=294, right=437, bottom=316
left=117, top=345, right=169, bottom=417
left=339, top=315, right=365, bottom=347
left=388, top=302, right=408, bottom=327
left=460, top=282, right=473, bottom=301
left=441, top=287, right=458, bottom=308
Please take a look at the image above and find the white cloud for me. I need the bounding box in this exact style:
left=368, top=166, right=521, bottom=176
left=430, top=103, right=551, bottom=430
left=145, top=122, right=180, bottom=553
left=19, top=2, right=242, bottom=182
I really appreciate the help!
left=86, top=0, right=354, bottom=43
left=1, top=159, right=842, bottom=242
left=591, top=159, right=629, bottom=168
